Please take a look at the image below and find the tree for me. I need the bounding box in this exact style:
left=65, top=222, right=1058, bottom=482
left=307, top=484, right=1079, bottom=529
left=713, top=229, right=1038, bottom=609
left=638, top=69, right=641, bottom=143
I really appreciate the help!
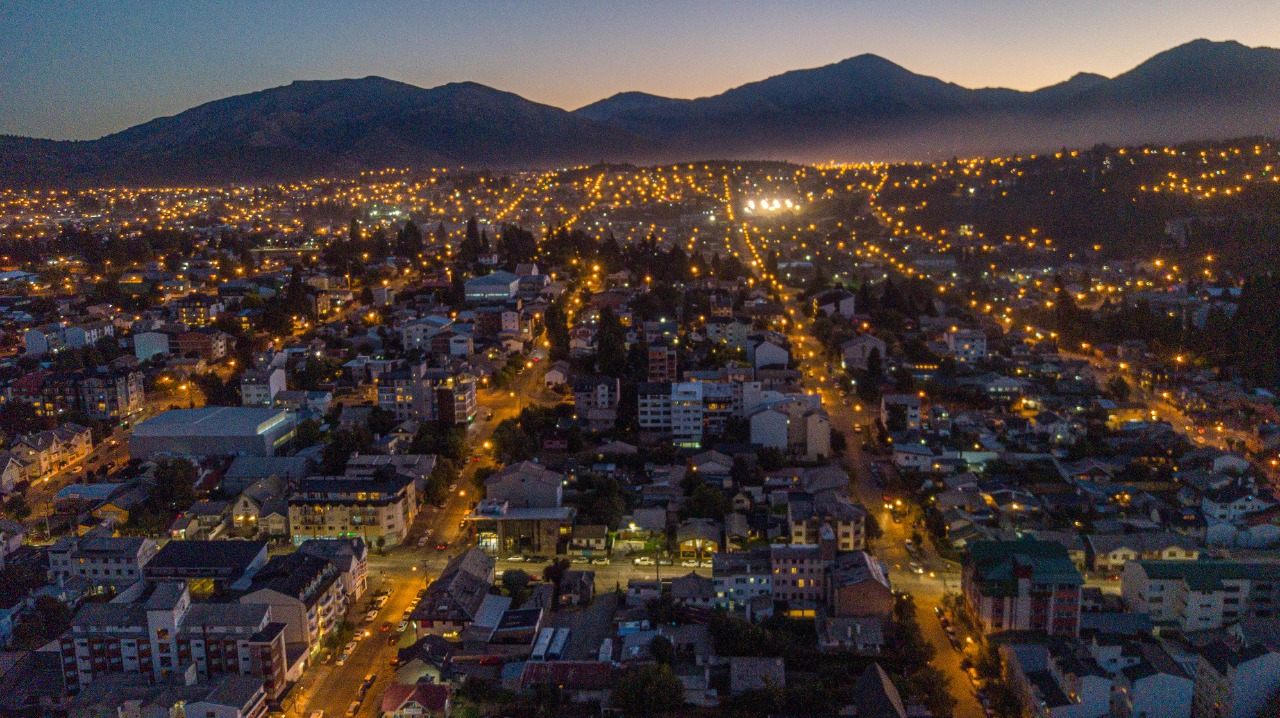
left=649, top=634, right=674, bottom=665
left=866, top=347, right=884, bottom=379
left=612, top=664, right=684, bottom=717
left=1106, top=375, right=1131, bottom=402
left=595, top=307, right=627, bottom=377
left=679, top=485, right=730, bottom=520
left=4, top=494, right=30, bottom=521
left=501, top=569, right=532, bottom=606
left=544, top=302, right=571, bottom=362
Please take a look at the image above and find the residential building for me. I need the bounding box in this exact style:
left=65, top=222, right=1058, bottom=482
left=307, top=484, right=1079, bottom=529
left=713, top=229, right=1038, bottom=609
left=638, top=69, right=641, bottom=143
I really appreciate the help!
left=410, top=548, right=495, bottom=637
left=49, top=536, right=158, bottom=588
left=35, top=369, right=144, bottom=421
left=712, top=547, right=772, bottom=612
left=58, top=581, right=288, bottom=700
left=1189, top=639, right=1280, bottom=718
left=1121, top=560, right=1280, bottom=632
left=771, top=543, right=831, bottom=616
left=788, top=491, right=868, bottom=551
left=288, top=473, right=417, bottom=547
left=240, top=368, right=286, bottom=407
left=944, top=327, right=987, bottom=363
left=573, top=375, right=621, bottom=432
left=239, top=551, right=343, bottom=654
left=173, top=293, right=224, bottom=327
left=143, top=540, right=269, bottom=596
left=963, top=538, right=1084, bottom=636
left=647, top=342, right=678, bottom=382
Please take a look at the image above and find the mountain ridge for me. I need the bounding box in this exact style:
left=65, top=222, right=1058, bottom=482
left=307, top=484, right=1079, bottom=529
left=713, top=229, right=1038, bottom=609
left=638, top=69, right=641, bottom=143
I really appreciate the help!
left=3, top=39, right=1279, bottom=187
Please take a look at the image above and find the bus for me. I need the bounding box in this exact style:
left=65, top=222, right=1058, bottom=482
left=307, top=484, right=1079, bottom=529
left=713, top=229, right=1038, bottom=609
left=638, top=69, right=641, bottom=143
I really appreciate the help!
left=530, top=627, right=555, bottom=662
left=547, top=628, right=571, bottom=661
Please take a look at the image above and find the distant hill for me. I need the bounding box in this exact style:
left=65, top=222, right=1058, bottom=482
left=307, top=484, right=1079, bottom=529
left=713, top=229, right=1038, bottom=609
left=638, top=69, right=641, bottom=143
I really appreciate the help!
left=0, top=77, right=655, bottom=187
left=3, top=39, right=1280, bottom=187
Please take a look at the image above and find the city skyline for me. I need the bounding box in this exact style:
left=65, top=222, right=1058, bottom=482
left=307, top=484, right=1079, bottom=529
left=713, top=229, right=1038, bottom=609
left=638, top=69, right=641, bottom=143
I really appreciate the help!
left=3, top=0, right=1279, bottom=140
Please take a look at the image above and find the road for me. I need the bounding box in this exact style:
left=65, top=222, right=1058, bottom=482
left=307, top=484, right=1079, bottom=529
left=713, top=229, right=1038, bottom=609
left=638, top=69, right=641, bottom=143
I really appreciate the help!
left=783, top=293, right=985, bottom=718
left=297, top=343, right=557, bottom=718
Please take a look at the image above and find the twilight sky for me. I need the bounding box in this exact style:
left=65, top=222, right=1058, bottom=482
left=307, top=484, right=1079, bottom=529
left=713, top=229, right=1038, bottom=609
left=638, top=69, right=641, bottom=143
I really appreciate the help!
left=2, top=0, right=1277, bottom=140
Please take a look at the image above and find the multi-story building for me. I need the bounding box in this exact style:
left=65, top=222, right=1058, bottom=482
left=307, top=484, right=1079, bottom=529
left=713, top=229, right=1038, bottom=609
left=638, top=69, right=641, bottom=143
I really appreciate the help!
left=376, top=365, right=476, bottom=425
left=771, top=542, right=833, bottom=617
left=788, top=491, right=868, bottom=552
left=58, top=581, right=288, bottom=700
left=944, top=327, right=987, bottom=363
left=240, top=368, right=286, bottom=407
left=25, top=320, right=115, bottom=357
left=638, top=382, right=673, bottom=435
left=239, top=551, right=343, bottom=654
left=712, top=547, right=772, bottom=613
left=671, top=381, right=704, bottom=449
left=288, top=473, right=418, bottom=547
left=173, top=293, right=224, bottom=327
left=468, top=461, right=574, bottom=554
left=34, top=369, right=145, bottom=421
left=647, top=343, right=678, bottom=382
left=49, top=536, right=158, bottom=588
left=174, top=330, right=233, bottom=361
left=573, top=376, right=621, bottom=432
left=1121, top=560, right=1280, bottom=632
left=963, top=538, right=1083, bottom=636
left=1191, top=640, right=1280, bottom=718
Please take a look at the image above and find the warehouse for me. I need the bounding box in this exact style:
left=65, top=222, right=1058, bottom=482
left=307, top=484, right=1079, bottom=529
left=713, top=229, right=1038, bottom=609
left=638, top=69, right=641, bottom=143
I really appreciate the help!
left=130, top=407, right=297, bottom=459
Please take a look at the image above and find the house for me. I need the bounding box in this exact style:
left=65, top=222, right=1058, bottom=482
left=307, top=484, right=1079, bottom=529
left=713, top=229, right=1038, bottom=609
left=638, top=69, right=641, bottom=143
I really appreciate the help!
left=676, top=519, right=720, bottom=561
left=814, top=289, right=856, bottom=319
left=841, top=334, right=887, bottom=373
left=752, top=340, right=789, bottom=370
left=850, top=664, right=908, bottom=718
left=944, top=327, right=987, bottom=363
left=296, top=537, right=368, bottom=604
left=670, top=572, right=716, bottom=608
left=570, top=525, right=608, bottom=553
left=381, top=682, right=452, bottom=718
left=559, top=570, right=595, bottom=607
left=411, top=548, right=495, bottom=637
left=729, top=656, right=785, bottom=694
left=573, top=375, right=621, bottom=432
left=826, top=551, right=893, bottom=619
left=544, top=360, right=572, bottom=387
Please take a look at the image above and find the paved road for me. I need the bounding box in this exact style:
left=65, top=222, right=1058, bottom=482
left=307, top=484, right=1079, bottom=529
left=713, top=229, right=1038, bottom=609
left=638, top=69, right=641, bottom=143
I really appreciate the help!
left=783, top=293, right=986, bottom=718
left=296, top=344, right=558, bottom=717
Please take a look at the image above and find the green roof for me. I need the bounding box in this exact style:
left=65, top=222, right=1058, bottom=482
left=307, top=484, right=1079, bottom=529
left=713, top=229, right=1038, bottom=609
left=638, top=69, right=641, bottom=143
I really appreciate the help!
left=968, top=538, right=1083, bottom=597
left=1135, top=560, right=1280, bottom=592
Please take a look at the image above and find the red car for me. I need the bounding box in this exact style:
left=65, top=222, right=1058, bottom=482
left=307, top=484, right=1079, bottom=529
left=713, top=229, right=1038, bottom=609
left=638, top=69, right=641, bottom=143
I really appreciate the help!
left=435, top=542, right=448, bottom=551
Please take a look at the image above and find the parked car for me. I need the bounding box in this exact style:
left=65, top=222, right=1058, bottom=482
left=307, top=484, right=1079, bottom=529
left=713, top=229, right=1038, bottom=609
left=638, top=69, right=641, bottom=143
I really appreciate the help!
left=397, top=620, right=409, bottom=632
left=680, top=560, right=699, bottom=567
left=633, top=556, right=655, bottom=566
left=590, top=557, right=610, bottom=565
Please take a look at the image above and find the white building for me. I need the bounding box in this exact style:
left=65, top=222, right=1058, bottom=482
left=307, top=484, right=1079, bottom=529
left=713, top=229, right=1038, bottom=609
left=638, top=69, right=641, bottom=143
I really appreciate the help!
left=134, top=331, right=170, bottom=362
left=1120, top=560, right=1280, bottom=632
left=240, top=368, right=286, bottom=407
left=671, top=382, right=704, bottom=449
left=944, top=327, right=987, bottom=363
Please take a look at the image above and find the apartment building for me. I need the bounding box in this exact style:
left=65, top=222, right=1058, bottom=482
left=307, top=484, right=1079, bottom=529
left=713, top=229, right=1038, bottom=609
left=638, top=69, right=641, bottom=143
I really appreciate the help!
left=963, top=538, right=1084, bottom=636
left=49, top=536, right=158, bottom=588
left=1121, top=560, right=1280, bottom=632
left=58, top=581, right=288, bottom=700
left=288, top=473, right=418, bottom=547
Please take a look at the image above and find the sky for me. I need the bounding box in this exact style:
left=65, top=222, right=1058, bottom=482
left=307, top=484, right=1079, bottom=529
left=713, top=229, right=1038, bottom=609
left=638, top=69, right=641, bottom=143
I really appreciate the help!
left=1, top=0, right=1277, bottom=140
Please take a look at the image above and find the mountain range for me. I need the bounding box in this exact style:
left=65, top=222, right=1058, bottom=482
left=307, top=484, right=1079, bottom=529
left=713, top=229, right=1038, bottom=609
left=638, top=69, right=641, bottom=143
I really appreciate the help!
left=3, top=39, right=1279, bottom=188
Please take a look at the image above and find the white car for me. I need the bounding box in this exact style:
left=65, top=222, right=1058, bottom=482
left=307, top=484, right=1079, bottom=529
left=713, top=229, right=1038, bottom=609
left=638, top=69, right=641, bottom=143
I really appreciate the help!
left=633, top=557, right=655, bottom=566
left=699, top=561, right=713, bottom=568
left=506, top=555, right=524, bottom=562
left=397, top=620, right=409, bottom=632
left=590, top=557, right=610, bottom=566
left=680, top=560, right=699, bottom=567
